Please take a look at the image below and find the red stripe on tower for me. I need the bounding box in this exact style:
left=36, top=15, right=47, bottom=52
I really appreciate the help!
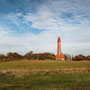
left=57, top=37, right=61, bottom=42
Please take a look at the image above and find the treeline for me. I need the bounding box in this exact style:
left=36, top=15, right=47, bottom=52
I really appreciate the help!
left=0, top=51, right=55, bottom=61
left=72, top=54, right=90, bottom=61
left=0, top=51, right=90, bottom=62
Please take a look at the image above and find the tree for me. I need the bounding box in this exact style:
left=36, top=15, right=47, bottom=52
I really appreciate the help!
left=38, top=53, right=55, bottom=60
left=31, top=53, right=41, bottom=60
left=7, top=52, right=22, bottom=60
left=24, top=51, right=33, bottom=60
left=73, top=54, right=88, bottom=61
left=0, top=54, right=7, bottom=61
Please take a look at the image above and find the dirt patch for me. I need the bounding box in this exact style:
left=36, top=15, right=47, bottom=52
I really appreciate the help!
left=0, top=72, right=6, bottom=77
left=0, top=84, right=12, bottom=87
left=0, top=84, right=24, bottom=87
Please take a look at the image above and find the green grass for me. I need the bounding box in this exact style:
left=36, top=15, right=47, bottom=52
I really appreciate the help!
left=0, top=73, right=90, bottom=90
left=0, top=60, right=90, bottom=70
left=0, top=60, right=90, bottom=90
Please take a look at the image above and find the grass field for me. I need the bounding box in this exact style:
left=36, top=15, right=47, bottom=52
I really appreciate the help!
left=0, top=60, right=90, bottom=90
left=0, top=60, right=90, bottom=70
left=0, top=73, right=90, bottom=90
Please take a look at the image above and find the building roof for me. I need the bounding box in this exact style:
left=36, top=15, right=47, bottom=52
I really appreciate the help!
left=56, top=54, right=65, bottom=59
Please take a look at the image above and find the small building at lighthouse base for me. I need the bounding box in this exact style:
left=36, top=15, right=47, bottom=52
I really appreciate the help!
left=56, top=54, right=65, bottom=61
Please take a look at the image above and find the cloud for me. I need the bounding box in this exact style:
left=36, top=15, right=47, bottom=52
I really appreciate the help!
left=0, top=0, right=90, bottom=55
left=23, top=0, right=90, bottom=30
left=0, top=24, right=13, bottom=37
left=0, top=30, right=58, bottom=55
left=23, top=0, right=90, bottom=55
left=6, top=13, right=23, bottom=26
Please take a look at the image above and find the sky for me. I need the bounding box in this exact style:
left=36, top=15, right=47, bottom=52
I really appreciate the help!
left=0, top=0, right=90, bottom=56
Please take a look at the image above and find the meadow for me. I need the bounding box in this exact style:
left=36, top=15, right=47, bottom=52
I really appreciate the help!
left=0, top=73, right=90, bottom=90
left=0, top=60, right=90, bottom=90
left=0, top=60, right=90, bottom=70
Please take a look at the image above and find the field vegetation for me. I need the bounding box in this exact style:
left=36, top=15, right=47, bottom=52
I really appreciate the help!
left=0, top=60, right=90, bottom=90
left=0, top=60, right=90, bottom=70
left=0, top=73, right=90, bottom=90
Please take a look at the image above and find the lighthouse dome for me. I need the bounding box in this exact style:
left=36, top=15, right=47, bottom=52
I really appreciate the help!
left=58, top=37, right=61, bottom=42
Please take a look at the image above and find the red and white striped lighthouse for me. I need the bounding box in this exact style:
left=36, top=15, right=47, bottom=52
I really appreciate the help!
left=56, top=37, right=65, bottom=60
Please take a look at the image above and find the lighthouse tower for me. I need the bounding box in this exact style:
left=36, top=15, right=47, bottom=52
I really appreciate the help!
left=56, top=37, right=65, bottom=61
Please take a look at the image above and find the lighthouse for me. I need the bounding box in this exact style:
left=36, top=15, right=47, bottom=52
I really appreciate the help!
left=56, top=37, right=65, bottom=61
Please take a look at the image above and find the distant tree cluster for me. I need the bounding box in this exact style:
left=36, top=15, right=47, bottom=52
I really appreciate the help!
left=23, top=51, right=55, bottom=60
left=0, top=51, right=55, bottom=62
left=72, top=54, right=90, bottom=61
left=0, top=51, right=90, bottom=62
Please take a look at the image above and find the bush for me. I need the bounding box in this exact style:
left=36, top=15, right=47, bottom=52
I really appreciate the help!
left=73, top=54, right=88, bottom=61
left=7, top=52, right=22, bottom=60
